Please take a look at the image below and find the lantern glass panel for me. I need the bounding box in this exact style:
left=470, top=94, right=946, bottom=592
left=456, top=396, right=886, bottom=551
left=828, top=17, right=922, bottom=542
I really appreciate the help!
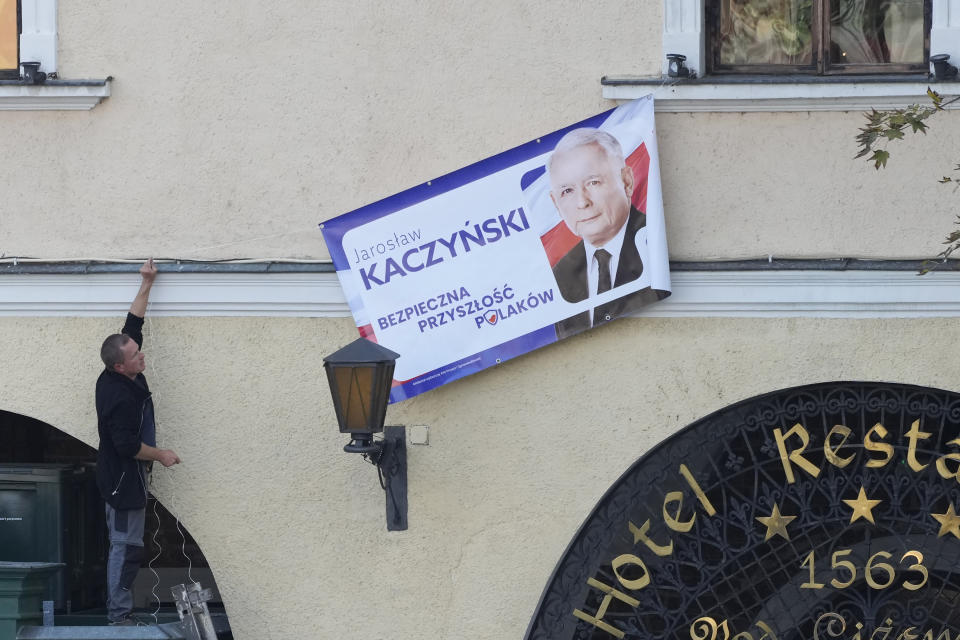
left=331, top=364, right=377, bottom=432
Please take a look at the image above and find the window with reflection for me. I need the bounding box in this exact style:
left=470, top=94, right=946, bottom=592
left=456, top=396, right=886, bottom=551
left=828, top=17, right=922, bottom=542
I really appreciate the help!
left=708, top=0, right=929, bottom=74
left=0, top=0, right=17, bottom=79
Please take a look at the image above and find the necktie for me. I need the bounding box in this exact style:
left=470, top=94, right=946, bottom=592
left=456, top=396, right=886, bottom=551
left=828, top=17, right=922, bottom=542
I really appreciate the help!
left=595, top=249, right=612, bottom=295
left=593, top=249, right=612, bottom=326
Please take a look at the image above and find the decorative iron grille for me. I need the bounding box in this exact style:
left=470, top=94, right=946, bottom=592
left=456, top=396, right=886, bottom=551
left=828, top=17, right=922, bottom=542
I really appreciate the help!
left=525, top=382, right=960, bottom=640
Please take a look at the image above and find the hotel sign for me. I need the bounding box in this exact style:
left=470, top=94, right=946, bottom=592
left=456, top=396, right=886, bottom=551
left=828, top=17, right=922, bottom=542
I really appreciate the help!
left=525, top=382, right=960, bottom=640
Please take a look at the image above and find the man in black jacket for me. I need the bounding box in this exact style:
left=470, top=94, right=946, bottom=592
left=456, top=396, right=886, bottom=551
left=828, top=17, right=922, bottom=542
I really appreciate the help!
left=96, top=258, right=180, bottom=625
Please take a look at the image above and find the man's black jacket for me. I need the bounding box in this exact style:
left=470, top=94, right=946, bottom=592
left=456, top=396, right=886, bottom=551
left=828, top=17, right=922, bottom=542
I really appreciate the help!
left=95, top=313, right=152, bottom=510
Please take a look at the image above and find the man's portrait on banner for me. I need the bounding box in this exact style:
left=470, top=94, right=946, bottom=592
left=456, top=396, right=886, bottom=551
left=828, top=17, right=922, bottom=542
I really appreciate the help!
left=523, top=127, right=667, bottom=340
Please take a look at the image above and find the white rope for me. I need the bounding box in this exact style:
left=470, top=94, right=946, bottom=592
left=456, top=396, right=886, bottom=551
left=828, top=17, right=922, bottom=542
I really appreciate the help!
left=0, top=256, right=331, bottom=264
left=1, top=225, right=329, bottom=264
left=147, top=494, right=162, bottom=624
left=146, top=309, right=199, bottom=587
left=138, top=300, right=200, bottom=626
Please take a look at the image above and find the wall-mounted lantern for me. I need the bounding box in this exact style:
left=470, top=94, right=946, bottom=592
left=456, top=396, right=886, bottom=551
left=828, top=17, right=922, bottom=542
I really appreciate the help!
left=323, top=338, right=407, bottom=531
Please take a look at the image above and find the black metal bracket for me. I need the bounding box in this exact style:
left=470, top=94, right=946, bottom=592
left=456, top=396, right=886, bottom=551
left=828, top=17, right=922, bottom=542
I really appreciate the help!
left=666, top=53, right=691, bottom=78
left=379, top=426, right=407, bottom=531
left=931, top=54, right=958, bottom=81
left=19, top=62, right=47, bottom=85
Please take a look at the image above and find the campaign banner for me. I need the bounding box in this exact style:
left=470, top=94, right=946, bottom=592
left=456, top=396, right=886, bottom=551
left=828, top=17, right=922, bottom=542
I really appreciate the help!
left=320, top=96, right=670, bottom=403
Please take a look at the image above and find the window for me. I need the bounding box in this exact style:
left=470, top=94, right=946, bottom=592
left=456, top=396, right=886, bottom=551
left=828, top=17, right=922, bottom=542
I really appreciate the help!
left=0, top=0, right=17, bottom=79
left=707, top=0, right=931, bottom=74
left=0, top=0, right=57, bottom=80
left=0, top=0, right=109, bottom=111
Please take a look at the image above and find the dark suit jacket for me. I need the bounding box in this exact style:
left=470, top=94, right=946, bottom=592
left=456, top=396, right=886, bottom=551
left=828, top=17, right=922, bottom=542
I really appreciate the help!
left=551, top=206, right=669, bottom=340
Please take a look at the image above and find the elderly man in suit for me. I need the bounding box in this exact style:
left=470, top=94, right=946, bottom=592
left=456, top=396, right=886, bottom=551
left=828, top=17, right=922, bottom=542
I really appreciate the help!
left=548, top=128, right=663, bottom=339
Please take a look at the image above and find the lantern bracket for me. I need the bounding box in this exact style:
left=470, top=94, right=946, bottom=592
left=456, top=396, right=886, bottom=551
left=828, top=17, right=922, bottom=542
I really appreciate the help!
left=378, top=426, right=407, bottom=531
left=345, top=426, right=407, bottom=531
left=341, top=428, right=408, bottom=531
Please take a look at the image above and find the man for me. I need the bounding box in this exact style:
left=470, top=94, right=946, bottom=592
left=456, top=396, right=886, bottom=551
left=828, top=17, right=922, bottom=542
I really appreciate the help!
left=95, top=258, right=181, bottom=625
left=547, top=128, right=665, bottom=339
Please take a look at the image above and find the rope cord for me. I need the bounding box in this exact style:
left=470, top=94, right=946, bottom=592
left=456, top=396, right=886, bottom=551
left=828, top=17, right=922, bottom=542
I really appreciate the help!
left=1, top=226, right=329, bottom=264
left=147, top=311, right=200, bottom=587
left=138, top=303, right=200, bottom=627
left=147, top=495, right=162, bottom=624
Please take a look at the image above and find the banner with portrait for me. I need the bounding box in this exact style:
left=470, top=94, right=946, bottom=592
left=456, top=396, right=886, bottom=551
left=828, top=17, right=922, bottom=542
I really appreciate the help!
left=320, top=96, right=670, bottom=402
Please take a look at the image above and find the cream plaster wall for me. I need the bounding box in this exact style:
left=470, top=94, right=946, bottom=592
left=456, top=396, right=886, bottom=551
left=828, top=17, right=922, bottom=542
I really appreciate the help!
left=3, top=1, right=960, bottom=637
left=657, top=110, right=960, bottom=261
left=0, top=0, right=659, bottom=261
left=0, top=1, right=957, bottom=263
left=2, top=314, right=960, bottom=638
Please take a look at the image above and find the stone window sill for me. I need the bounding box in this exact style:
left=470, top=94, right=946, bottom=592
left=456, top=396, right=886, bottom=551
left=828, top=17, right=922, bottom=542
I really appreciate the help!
left=0, top=78, right=111, bottom=110
left=601, top=76, right=960, bottom=112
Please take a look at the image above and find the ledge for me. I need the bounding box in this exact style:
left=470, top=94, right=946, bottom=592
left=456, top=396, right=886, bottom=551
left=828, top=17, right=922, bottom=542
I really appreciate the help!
left=601, top=76, right=960, bottom=112
left=0, top=257, right=948, bottom=274
left=0, top=272, right=350, bottom=317
left=2, top=268, right=960, bottom=317
left=0, top=78, right=111, bottom=110
left=0, top=260, right=334, bottom=274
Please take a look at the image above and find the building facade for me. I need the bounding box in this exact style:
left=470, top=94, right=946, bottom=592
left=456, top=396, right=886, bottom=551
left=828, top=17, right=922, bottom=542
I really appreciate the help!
left=1, top=0, right=960, bottom=638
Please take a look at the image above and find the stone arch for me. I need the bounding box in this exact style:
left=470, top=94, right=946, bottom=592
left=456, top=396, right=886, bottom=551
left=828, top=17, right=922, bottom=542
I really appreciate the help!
left=0, top=409, right=228, bottom=626
left=525, top=381, right=960, bottom=640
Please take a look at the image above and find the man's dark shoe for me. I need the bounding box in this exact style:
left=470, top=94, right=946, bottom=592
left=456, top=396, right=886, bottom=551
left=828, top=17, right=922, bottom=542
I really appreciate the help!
left=109, top=616, right=137, bottom=626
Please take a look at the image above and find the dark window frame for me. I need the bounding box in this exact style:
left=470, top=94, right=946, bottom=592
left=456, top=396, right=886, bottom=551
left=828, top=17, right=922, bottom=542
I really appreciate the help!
left=706, top=0, right=932, bottom=75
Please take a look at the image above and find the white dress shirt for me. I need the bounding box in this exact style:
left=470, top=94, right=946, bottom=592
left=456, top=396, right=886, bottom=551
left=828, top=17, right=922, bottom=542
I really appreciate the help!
left=582, top=222, right=629, bottom=299
left=581, top=222, right=629, bottom=327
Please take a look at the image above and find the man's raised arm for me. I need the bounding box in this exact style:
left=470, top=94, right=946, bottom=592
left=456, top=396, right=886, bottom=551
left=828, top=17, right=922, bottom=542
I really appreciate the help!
left=129, top=258, right=157, bottom=318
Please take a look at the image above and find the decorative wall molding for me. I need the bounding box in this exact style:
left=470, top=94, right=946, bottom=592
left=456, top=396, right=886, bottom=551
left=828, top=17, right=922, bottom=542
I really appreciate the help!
left=19, top=0, right=58, bottom=73
left=3, top=270, right=960, bottom=318
left=0, top=273, right=351, bottom=317
left=0, top=81, right=111, bottom=110
left=651, top=271, right=960, bottom=317
left=931, top=0, right=960, bottom=66
left=601, top=80, right=960, bottom=112
left=662, top=0, right=705, bottom=77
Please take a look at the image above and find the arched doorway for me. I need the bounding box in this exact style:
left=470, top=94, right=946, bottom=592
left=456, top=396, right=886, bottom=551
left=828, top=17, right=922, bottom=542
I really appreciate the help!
left=525, top=382, right=960, bottom=640
left=0, top=410, right=229, bottom=629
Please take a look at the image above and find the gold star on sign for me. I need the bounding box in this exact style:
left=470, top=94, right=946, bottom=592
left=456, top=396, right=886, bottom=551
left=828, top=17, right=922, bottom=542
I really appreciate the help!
left=843, top=487, right=882, bottom=525
left=931, top=503, right=960, bottom=539
left=756, top=503, right=797, bottom=541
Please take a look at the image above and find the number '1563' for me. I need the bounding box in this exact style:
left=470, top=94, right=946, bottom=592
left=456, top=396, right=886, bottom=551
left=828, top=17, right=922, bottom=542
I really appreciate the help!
left=800, top=549, right=927, bottom=591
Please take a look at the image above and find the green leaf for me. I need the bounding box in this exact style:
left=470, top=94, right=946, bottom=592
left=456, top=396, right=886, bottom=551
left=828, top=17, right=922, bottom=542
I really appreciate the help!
left=870, top=150, right=890, bottom=169
left=884, top=128, right=905, bottom=140
left=939, top=176, right=953, bottom=183
left=919, top=259, right=939, bottom=275
left=927, top=87, right=943, bottom=109
left=888, top=113, right=907, bottom=127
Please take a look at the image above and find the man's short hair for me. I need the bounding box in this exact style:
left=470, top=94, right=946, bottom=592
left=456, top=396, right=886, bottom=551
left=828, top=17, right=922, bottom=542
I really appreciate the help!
left=548, top=128, right=626, bottom=175
left=101, top=334, right=131, bottom=370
